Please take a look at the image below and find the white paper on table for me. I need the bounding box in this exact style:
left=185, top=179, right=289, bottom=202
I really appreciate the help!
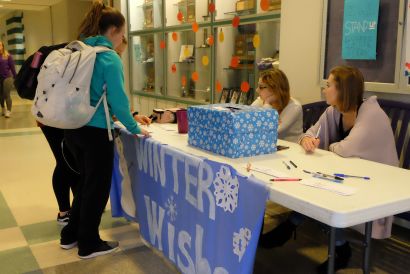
left=156, top=124, right=178, bottom=131
left=299, top=179, right=357, bottom=196
left=245, top=165, right=291, bottom=178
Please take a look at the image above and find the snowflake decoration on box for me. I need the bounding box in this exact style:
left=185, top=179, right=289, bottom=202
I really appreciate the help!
left=165, top=196, right=178, bottom=222
left=233, top=227, right=251, bottom=262
left=213, top=166, right=239, bottom=213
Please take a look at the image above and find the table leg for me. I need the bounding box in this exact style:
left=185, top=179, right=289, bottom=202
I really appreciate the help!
left=327, top=227, right=336, bottom=274
left=363, top=221, right=373, bottom=274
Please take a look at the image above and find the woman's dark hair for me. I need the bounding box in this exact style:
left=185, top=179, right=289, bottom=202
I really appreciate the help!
left=330, top=66, right=364, bottom=112
left=77, top=1, right=125, bottom=39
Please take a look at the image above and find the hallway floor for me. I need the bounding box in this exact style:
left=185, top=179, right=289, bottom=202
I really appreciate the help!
left=0, top=94, right=409, bottom=274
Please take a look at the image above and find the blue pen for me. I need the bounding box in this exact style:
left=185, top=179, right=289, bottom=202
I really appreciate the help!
left=334, top=173, right=370, bottom=180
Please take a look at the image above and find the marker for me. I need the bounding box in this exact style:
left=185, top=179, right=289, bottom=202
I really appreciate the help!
left=316, top=172, right=344, bottom=181
left=270, top=178, right=301, bottom=182
left=289, top=160, right=297, bottom=168
left=303, top=170, right=344, bottom=181
left=313, top=174, right=343, bottom=183
left=282, top=161, right=291, bottom=170
left=315, top=125, right=321, bottom=139
left=334, top=173, right=370, bottom=180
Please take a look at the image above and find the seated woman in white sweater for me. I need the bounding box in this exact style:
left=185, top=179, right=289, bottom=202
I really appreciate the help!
left=251, top=68, right=303, bottom=142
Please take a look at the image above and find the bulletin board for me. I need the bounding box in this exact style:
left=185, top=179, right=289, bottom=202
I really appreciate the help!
left=322, top=0, right=401, bottom=83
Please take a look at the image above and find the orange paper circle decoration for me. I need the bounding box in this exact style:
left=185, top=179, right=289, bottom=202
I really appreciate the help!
left=241, top=81, right=250, bottom=92
left=172, top=32, right=178, bottom=42
left=260, top=0, right=270, bottom=11
left=216, top=80, right=222, bottom=93
left=192, top=71, right=199, bottom=82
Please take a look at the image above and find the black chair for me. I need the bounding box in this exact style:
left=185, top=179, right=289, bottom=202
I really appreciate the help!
left=377, top=99, right=410, bottom=223
left=301, top=101, right=328, bottom=133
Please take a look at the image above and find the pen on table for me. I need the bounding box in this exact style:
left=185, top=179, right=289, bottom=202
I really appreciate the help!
left=315, top=125, right=321, bottom=139
left=313, top=174, right=343, bottom=183
left=270, top=178, right=301, bottom=182
left=289, top=160, right=297, bottom=168
left=303, top=170, right=344, bottom=181
left=316, top=172, right=344, bottom=181
left=334, top=173, right=370, bottom=180
left=282, top=161, right=291, bottom=170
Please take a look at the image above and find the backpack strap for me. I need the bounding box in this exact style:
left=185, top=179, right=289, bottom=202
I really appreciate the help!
left=94, top=84, right=113, bottom=141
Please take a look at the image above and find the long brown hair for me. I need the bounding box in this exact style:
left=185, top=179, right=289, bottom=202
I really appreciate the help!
left=0, top=41, right=9, bottom=59
left=259, top=68, right=290, bottom=113
left=330, top=66, right=364, bottom=112
left=77, top=1, right=125, bottom=39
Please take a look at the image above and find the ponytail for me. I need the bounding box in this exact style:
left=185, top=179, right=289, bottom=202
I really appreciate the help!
left=77, top=1, right=125, bottom=40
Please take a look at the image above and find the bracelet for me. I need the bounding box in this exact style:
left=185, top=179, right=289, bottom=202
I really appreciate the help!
left=132, top=111, right=139, bottom=117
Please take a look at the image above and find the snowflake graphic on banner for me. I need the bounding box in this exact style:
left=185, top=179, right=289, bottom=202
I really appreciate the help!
left=165, top=196, right=177, bottom=222
left=233, top=228, right=251, bottom=262
left=213, top=166, right=239, bottom=213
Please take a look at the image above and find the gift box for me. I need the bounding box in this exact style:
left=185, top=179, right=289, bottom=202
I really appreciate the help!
left=188, top=104, right=278, bottom=158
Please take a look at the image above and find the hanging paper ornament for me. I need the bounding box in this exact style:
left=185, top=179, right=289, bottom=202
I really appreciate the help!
left=216, top=80, right=222, bottom=93
left=202, top=55, right=209, bottom=66
left=206, top=35, right=214, bottom=46
left=260, top=0, right=270, bottom=11
left=184, top=45, right=190, bottom=58
left=253, top=34, right=260, bottom=48
left=241, top=81, right=250, bottom=92
left=177, top=11, right=183, bottom=22
left=192, top=22, right=199, bottom=33
left=172, top=32, right=178, bottom=42
left=192, top=71, right=199, bottom=82
left=208, top=3, right=216, bottom=13
left=232, top=16, right=240, bottom=28
left=171, top=64, right=177, bottom=73
left=219, top=29, right=225, bottom=42
left=230, top=56, right=240, bottom=68
left=160, top=40, right=166, bottom=49
left=181, top=75, right=187, bottom=86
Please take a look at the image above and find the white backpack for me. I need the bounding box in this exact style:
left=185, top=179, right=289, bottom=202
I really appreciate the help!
left=32, top=40, right=113, bottom=140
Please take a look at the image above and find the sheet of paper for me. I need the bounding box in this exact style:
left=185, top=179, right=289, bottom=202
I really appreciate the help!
left=299, top=179, right=357, bottom=196
left=156, top=124, right=177, bottom=131
left=245, top=165, right=291, bottom=178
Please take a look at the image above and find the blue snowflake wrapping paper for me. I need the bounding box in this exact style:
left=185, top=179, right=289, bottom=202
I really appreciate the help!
left=187, top=104, right=279, bottom=158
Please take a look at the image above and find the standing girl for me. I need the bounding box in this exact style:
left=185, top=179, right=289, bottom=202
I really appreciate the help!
left=60, top=2, right=149, bottom=259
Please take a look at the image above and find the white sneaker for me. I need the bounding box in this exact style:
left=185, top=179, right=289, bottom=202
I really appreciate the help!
left=5, top=110, right=11, bottom=118
left=1, top=108, right=5, bottom=116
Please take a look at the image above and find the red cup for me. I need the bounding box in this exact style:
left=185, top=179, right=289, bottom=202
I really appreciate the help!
left=176, top=109, right=188, bottom=134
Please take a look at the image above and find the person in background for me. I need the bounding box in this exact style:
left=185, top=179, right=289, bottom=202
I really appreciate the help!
left=60, top=1, right=149, bottom=259
left=40, top=124, right=79, bottom=225
left=251, top=68, right=303, bottom=248
left=251, top=68, right=303, bottom=143
left=262, top=65, right=398, bottom=274
left=0, top=41, right=16, bottom=118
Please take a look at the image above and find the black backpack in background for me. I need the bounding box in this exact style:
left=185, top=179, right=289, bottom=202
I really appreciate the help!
left=14, top=42, right=67, bottom=100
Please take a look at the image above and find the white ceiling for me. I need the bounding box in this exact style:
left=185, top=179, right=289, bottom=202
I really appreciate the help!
left=0, top=0, right=64, bottom=16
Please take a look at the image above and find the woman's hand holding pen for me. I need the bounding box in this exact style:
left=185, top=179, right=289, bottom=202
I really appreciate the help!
left=301, top=136, right=320, bottom=153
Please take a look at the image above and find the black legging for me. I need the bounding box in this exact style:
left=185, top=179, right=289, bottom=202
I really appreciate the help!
left=61, top=126, right=114, bottom=253
left=40, top=125, right=79, bottom=212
